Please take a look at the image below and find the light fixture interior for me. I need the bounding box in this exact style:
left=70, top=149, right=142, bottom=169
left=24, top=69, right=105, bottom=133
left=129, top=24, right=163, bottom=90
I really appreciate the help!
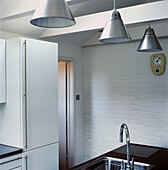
left=30, top=17, right=75, bottom=28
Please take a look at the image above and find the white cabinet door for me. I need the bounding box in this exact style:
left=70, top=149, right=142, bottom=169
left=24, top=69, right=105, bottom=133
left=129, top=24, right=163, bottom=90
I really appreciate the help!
left=1, top=38, right=58, bottom=149
left=0, top=158, right=22, bottom=170
left=25, top=39, right=58, bottom=150
left=0, top=39, right=6, bottom=103
left=22, top=143, right=59, bottom=170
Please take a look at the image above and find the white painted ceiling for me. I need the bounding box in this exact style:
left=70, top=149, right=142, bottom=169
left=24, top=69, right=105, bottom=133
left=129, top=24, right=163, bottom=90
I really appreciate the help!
left=0, top=0, right=163, bottom=45
left=43, top=30, right=97, bottom=45
left=70, top=0, right=161, bottom=17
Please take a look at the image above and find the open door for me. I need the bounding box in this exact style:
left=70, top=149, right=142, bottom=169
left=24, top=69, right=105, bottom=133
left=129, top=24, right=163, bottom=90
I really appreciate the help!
left=58, top=61, right=75, bottom=170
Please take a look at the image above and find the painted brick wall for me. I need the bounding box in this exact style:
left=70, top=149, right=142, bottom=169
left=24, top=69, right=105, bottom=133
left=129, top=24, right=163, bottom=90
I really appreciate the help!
left=83, top=38, right=168, bottom=161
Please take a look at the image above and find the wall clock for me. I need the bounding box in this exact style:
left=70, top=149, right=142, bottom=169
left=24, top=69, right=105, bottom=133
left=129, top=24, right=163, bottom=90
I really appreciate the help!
left=150, top=53, right=166, bottom=75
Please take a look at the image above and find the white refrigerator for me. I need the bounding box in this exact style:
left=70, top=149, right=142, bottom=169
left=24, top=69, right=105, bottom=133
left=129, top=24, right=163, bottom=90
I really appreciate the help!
left=0, top=38, right=59, bottom=170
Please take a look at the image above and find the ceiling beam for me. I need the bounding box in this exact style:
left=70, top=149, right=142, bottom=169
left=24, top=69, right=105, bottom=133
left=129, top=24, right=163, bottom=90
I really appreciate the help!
left=0, top=0, right=93, bottom=20
left=82, top=21, right=168, bottom=47
left=40, top=1, right=168, bottom=38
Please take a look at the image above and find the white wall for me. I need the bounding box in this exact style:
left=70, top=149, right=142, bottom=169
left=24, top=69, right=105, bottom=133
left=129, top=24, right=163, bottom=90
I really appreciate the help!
left=58, top=43, right=85, bottom=166
left=0, top=31, right=34, bottom=39
left=83, top=37, right=168, bottom=161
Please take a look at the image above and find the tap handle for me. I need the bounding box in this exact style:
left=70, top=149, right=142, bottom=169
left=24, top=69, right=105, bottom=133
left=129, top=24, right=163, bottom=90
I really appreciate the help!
left=131, top=157, right=134, bottom=170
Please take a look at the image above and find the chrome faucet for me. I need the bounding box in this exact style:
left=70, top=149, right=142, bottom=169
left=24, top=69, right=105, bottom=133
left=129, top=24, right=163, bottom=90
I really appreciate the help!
left=120, top=123, right=134, bottom=170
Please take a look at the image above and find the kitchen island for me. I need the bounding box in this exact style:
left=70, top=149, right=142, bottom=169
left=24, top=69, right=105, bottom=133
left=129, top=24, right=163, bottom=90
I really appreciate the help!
left=72, top=144, right=168, bottom=170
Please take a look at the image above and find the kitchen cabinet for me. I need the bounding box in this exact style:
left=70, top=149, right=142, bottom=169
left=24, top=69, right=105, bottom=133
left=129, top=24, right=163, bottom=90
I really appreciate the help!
left=0, top=159, right=22, bottom=170
left=0, top=39, right=6, bottom=103
left=0, top=37, right=59, bottom=169
left=22, top=143, right=59, bottom=170
left=0, top=154, right=22, bottom=170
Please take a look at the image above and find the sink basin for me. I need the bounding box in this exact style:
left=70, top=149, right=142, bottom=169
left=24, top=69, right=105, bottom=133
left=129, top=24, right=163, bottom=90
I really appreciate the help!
left=74, top=156, right=154, bottom=170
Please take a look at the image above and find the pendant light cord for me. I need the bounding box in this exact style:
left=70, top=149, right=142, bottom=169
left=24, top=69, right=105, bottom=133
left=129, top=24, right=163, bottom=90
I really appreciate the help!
left=114, top=0, right=116, bottom=10
left=148, top=0, right=151, bottom=27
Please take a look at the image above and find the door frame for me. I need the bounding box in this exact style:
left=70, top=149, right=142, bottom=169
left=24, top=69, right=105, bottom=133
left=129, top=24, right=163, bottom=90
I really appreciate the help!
left=58, top=56, right=75, bottom=169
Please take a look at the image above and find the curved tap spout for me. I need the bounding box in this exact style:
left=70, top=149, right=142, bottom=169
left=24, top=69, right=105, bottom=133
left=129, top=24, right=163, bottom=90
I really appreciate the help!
left=120, top=123, right=131, bottom=169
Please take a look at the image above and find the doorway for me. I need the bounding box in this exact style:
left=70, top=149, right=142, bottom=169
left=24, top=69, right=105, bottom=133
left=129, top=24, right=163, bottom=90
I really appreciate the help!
left=58, top=60, right=75, bottom=170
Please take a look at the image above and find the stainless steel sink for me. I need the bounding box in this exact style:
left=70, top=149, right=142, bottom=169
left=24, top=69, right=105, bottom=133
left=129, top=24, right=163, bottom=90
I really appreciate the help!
left=74, top=156, right=154, bottom=170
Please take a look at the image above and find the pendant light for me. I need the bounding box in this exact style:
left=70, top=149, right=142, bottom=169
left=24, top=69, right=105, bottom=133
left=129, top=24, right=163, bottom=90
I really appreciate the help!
left=137, top=25, right=162, bottom=52
left=30, top=0, right=76, bottom=28
left=137, top=0, right=162, bottom=52
left=99, top=0, right=131, bottom=43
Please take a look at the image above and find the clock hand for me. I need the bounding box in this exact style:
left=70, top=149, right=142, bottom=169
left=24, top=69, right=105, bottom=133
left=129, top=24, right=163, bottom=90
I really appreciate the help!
left=156, top=58, right=161, bottom=63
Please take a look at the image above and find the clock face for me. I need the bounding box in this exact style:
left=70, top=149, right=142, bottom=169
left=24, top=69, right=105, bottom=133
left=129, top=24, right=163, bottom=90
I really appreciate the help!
left=150, top=53, right=166, bottom=75
left=152, top=55, right=163, bottom=67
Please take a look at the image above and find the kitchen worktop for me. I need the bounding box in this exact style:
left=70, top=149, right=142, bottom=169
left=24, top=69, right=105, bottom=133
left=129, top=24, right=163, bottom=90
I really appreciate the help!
left=72, top=143, right=168, bottom=170
left=0, top=144, right=23, bottom=159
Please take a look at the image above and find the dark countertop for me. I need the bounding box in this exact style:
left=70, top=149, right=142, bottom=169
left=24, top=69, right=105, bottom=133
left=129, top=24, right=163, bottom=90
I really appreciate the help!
left=0, top=144, right=23, bottom=159
left=72, top=143, right=168, bottom=170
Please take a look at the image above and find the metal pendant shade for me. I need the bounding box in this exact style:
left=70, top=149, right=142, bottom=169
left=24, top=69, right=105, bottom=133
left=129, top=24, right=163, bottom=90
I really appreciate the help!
left=99, top=10, right=131, bottom=43
left=30, top=0, right=76, bottom=28
left=137, top=26, right=162, bottom=52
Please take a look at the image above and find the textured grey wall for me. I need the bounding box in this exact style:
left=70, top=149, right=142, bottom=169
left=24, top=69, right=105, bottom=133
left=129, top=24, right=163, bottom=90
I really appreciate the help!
left=83, top=38, right=168, bottom=161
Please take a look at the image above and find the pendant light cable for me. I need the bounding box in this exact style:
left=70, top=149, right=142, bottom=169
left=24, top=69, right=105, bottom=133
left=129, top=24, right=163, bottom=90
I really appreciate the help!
left=148, top=0, right=151, bottom=27
left=114, top=0, right=116, bottom=10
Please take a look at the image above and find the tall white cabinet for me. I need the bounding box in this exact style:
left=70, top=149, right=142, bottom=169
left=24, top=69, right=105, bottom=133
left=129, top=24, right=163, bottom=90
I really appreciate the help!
left=0, top=39, right=6, bottom=103
left=0, top=38, right=59, bottom=170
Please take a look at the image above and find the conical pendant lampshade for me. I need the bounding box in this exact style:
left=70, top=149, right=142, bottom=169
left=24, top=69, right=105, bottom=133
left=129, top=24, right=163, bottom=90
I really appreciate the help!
left=30, top=0, right=76, bottom=28
left=99, top=10, right=131, bottom=43
left=137, top=26, right=162, bottom=52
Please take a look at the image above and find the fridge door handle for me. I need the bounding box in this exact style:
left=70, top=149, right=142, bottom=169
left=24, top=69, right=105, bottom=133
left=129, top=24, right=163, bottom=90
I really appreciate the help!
left=23, top=40, right=28, bottom=150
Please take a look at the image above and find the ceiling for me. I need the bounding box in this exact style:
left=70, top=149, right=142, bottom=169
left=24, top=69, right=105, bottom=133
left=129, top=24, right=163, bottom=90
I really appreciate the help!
left=43, top=30, right=97, bottom=45
left=70, top=0, right=161, bottom=17
left=0, top=0, right=162, bottom=18
left=0, top=0, right=164, bottom=45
